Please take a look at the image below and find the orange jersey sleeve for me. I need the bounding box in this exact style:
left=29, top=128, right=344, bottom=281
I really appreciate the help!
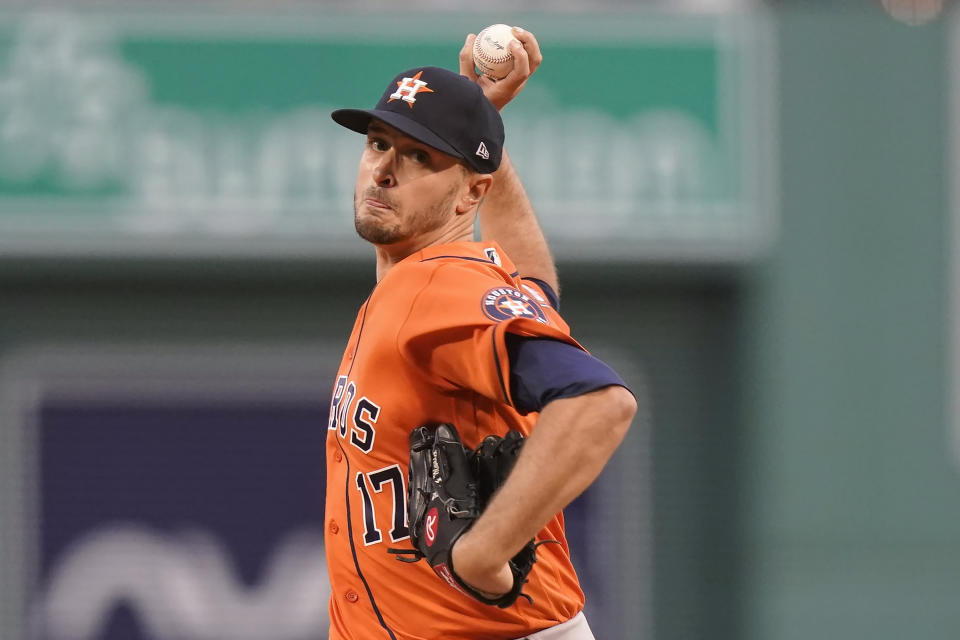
left=394, top=260, right=583, bottom=408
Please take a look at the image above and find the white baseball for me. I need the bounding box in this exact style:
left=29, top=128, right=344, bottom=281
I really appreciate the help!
left=473, top=24, right=519, bottom=81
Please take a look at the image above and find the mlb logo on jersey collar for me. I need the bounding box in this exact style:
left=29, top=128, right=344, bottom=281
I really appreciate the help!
left=331, top=66, right=504, bottom=174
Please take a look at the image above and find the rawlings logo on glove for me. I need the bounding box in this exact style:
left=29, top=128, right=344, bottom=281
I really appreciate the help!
left=425, top=509, right=439, bottom=546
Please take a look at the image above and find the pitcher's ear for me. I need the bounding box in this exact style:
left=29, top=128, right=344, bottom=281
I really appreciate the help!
left=456, top=171, right=493, bottom=214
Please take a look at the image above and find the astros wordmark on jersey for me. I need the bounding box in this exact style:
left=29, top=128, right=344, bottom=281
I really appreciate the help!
left=325, top=241, right=585, bottom=640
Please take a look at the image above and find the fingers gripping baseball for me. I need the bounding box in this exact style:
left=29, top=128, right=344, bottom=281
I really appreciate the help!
left=459, top=35, right=480, bottom=81
left=459, top=27, right=543, bottom=111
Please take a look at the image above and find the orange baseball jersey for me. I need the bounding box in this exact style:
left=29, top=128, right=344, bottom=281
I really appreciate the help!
left=325, top=240, right=585, bottom=640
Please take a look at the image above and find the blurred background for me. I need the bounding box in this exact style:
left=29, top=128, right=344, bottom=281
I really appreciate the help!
left=0, top=0, right=957, bottom=638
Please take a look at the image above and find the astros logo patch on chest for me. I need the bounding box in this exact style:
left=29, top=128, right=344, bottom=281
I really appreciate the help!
left=482, top=287, right=548, bottom=324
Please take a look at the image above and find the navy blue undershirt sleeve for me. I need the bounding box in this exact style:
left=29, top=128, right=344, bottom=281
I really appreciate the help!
left=520, top=277, right=560, bottom=311
left=505, top=334, right=630, bottom=415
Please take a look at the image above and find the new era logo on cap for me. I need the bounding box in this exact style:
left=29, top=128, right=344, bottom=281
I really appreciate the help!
left=330, top=66, right=504, bottom=173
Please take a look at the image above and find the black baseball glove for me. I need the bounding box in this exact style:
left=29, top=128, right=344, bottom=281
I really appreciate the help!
left=388, top=423, right=543, bottom=608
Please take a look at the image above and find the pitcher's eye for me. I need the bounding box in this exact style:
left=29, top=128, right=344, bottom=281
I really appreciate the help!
left=409, top=149, right=429, bottom=165
left=367, top=137, right=389, bottom=152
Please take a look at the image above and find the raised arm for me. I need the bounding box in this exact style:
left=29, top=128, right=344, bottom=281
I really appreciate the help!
left=479, top=150, right=557, bottom=293
left=459, top=29, right=558, bottom=294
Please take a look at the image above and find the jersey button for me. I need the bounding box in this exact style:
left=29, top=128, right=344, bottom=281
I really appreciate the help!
left=334, top=450, right=343, bottom=463
left=344, top=589, right=359, bottom=603
left=329, top=520, right=339, bottom=535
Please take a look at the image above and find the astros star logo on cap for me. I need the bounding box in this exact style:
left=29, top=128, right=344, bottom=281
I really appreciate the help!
left=387, top=70, right=435, bottom=107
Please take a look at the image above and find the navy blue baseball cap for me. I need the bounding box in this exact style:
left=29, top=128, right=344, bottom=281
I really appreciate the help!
left=331, top=66, right=504, bottom=173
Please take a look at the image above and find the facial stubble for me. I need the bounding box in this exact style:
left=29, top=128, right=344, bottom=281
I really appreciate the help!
left=354, top=182, right=461, bottom=245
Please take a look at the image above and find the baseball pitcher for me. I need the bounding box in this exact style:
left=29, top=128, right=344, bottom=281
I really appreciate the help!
left=324, top=28, right=637, bottom=640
